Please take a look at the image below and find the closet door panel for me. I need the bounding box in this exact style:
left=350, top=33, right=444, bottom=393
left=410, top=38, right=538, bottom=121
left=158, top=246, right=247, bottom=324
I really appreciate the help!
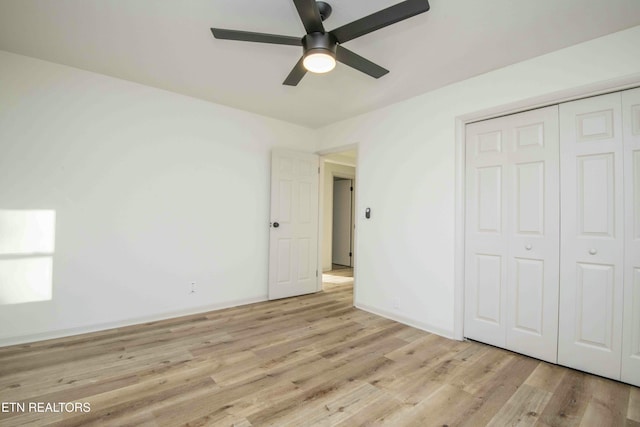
left=575, top=262, right=615, bottom=348
left=622, top=87, right=640, bottom=386
left=559, top=92, right=624, bottom=380
left=465, top=121, right=509, bottom=348
left=506, top=106, right=560, bottom=363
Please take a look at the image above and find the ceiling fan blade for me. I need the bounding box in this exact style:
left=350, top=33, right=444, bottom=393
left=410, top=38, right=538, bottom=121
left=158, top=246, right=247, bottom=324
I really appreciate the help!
left=283, top=57, right=307, bottom=86
left=330, top=0, right=429, bottom=44
left=292, top=0, right=325, bottom=34
left=211, top=28, right=302, bottom=46
left=336, top=46, right=389, bottom=79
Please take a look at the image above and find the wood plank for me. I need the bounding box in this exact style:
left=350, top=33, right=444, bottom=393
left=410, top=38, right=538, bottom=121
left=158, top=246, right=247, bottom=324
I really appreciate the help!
left=525, top=362, right=566, bottom=394
left=333, top=392, right=405, bottom=426
left=579, top=376, right=629, bottom=427
left=486, top=384, right=552, bottom=426
left=458, top=355, right=540, bottom=426
left=537, top=369, right=593, bottom=426
left=628, top=386, right=640, bottom=422
left=380, top=383, right=476, bottom=426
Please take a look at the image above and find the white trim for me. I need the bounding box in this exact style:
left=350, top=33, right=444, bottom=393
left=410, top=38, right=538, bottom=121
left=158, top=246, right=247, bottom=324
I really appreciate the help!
left=316, top=143, right=358, bottom=156
left=324, top=159, right=356, bottom=168
left=352, top=150, right=360, bottom=304
left=453, top=72, right=640, bottom=344
left=453, top=117, right=466, bottom=341
left=0, top=295, right=267, bottom=348
left=356, top=302, right=455, bottom=340
left=460, top=73, right=640, bottom=124
left=317, top=158, right=325, bottom=290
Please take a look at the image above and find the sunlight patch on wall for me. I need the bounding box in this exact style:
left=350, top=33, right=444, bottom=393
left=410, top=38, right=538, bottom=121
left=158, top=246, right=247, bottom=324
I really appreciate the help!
left=0, top=210, right=55, bottom=305
left=0, top=210, right=56, bottom=254
left=0, top=257, right=53, bottom=304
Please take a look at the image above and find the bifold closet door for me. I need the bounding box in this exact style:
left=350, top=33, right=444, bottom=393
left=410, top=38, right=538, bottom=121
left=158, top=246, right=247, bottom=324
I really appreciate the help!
left=465, top=106, right=559, bottom=362
left=505, top=107, right=560, bottom=363
left=558, top=92, right=625, bottom=380
left=622, top=87, right=640, bottom=385
left=465, top=117, right=509, bottom=349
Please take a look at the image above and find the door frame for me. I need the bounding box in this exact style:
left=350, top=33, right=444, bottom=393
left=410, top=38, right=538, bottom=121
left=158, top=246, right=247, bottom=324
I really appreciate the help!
left=316, top=144, right=358, bottom=293
left=453, top=73, right=640, bottom=341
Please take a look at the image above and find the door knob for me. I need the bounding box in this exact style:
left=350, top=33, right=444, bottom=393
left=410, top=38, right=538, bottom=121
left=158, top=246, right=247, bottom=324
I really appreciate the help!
left=273, top=222, right=279, bottom=228
left=525, top=244, right=532, bottom=250
left=589, top=248, right=597, bottom=255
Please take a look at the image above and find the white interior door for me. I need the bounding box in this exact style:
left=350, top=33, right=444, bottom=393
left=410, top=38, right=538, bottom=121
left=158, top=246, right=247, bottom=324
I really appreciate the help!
left=332, top=179, right=352, bottom=267
left=505, top=106, right=560, bottom=363
left=622, top=87, right=640, bottom=385
left=268, top=149, right=319, bottom=300
left=558, top=92, right=624, bottom=380
left=465, top=106, right=560, bottom=363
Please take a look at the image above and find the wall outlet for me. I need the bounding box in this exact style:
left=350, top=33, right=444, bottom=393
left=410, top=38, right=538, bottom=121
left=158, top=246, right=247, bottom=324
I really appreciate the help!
left=190, top=282, right=196, bottom=294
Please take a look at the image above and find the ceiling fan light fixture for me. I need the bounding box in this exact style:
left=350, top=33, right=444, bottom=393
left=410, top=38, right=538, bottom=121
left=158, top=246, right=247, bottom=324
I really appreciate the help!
left=303, top=49, right=336, bottom=73
left=211, top=0, right=430, bottom=85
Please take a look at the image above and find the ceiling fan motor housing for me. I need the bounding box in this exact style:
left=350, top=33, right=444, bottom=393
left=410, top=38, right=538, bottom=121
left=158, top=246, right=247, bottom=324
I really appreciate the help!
left=316, top=1, right=333, bottom=21
left=302, top=32, right=337, bottom=58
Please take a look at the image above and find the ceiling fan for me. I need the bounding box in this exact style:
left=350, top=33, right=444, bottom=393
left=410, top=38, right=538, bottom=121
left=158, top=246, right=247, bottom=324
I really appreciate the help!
left=211, top=0, right=430, bottom=86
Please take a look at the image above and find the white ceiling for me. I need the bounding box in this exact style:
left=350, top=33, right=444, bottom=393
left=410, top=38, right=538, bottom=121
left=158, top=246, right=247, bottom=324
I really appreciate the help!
left=1, top=0, right=639, bottom=128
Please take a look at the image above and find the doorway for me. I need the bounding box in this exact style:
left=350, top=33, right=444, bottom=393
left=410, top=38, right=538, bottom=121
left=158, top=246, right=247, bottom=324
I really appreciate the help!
left=332, top=177, right=353, bottom=268
left=319, top=149, right=356, bottom=292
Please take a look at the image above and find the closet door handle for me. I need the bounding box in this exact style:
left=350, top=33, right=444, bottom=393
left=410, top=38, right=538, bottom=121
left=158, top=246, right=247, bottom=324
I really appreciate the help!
left=589, top=248, right=597, bottom=255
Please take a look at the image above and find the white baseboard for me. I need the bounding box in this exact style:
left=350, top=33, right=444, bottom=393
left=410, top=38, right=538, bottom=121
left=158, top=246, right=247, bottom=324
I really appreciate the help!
left=0, top=295, right=268, bottom=348
left=355, top=302, right=457, bottom=340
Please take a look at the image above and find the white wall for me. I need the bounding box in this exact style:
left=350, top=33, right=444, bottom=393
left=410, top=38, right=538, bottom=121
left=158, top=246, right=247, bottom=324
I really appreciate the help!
left=0, top=51, right=316, bottom=345
left=320, top=161, right=355, bottom=272
left=317, top=25, right=640, bottom=338
left=3, top=25, right=640, bottom=347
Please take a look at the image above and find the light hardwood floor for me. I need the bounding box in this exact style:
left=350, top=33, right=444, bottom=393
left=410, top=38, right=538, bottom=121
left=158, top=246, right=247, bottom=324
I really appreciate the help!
left=0, top=277, right=638, bottom=426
